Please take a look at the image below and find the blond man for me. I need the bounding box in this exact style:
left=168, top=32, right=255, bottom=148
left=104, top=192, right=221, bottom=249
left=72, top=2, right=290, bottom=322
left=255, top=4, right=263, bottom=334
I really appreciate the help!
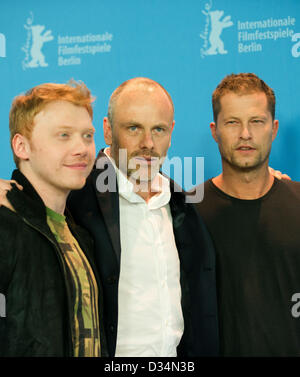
left=197, top=73, right=300, bottom=356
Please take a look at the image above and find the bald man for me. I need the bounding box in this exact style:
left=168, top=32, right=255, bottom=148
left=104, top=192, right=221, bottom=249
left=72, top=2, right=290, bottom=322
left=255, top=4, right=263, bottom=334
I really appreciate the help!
left=67, top=78, right=219, bottom=357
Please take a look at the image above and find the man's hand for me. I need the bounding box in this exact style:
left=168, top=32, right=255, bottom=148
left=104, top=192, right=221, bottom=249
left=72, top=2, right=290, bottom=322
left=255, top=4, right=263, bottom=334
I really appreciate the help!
left=0, top=179, right=23, bottom=211
left=269, top=167, right=291, bottom=181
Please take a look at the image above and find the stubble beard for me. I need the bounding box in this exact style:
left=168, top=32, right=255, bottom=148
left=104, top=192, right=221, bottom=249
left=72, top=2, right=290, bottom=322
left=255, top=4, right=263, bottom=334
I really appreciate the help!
left=220, top=146, right=271, bottom=173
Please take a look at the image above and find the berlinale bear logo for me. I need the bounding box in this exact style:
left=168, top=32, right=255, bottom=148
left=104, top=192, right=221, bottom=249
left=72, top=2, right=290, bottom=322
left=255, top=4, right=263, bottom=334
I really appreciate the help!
left=200, top=0, right=233, bottom=58
left=22, top=12, right=54, bottom=70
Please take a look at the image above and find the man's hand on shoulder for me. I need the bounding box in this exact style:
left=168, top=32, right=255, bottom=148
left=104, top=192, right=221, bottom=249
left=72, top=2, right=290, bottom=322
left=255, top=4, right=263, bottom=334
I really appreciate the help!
left=0, top=179, right=23, bottom=212
left=269, top=167, right=291, bottom=181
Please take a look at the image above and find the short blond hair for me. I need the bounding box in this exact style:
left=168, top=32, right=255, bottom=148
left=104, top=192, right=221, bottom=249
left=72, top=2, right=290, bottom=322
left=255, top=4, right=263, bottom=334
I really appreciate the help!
left=9, top=80, right=94, bottom=166
left=212, top=73, right=276, bottom=123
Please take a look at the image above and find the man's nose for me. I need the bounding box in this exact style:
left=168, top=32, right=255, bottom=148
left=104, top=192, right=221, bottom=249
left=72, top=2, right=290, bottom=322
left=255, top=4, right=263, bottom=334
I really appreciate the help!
left=140, top=131, right=154, bottom=149
left=72, top=136, right=88, bottom=156
left=240, top=125, right=252, bottom=140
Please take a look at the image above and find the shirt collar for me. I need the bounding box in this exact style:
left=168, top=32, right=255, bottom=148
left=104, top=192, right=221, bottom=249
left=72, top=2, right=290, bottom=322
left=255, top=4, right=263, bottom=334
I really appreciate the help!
left=104, top=147, right=171, bottom=209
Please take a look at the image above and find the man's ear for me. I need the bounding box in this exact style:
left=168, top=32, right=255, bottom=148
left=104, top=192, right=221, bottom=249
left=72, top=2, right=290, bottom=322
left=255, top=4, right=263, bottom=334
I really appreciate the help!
left=11, top=134, right=30, bottom=161
left=103, top=117, right=113, bottom=145
left=171, top=120, right=175, bottom=132
left=210, top=122, right=218, bottom=143
left=272, top=119, right=279, bottom=142
left=168, top=120, right=175, bottom=148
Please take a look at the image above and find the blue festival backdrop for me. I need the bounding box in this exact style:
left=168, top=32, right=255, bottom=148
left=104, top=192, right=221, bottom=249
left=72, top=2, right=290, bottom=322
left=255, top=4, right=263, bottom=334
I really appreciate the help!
left=0, top=0, right=300, bottom=188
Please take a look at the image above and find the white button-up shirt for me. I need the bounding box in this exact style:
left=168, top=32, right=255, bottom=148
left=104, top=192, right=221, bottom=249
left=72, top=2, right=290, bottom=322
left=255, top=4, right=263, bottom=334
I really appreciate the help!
left=105, top=150, right=184, bottom=357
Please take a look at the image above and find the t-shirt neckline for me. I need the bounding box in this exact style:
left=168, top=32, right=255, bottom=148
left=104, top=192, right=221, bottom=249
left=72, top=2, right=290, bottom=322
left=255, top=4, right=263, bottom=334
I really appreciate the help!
left=208, top=177, right=280, bottom=203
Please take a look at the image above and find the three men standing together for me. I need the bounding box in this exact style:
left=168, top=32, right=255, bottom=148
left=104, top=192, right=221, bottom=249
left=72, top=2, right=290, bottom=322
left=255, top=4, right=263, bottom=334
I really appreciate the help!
left=1, top=73, right=300, bottom=357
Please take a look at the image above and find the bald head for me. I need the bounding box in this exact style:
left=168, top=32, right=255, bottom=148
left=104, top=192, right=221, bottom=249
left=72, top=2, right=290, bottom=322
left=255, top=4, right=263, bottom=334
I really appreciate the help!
left=107, top=77, right=174, bottom=127
left=103, top=77, right=175, bottom=182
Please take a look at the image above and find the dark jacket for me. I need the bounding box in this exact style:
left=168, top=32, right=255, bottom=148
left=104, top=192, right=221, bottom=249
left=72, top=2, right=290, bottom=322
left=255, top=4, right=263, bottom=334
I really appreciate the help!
left=68, top=151, right=219, bottom=357
left=0, top=170, right=107, bottom=357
